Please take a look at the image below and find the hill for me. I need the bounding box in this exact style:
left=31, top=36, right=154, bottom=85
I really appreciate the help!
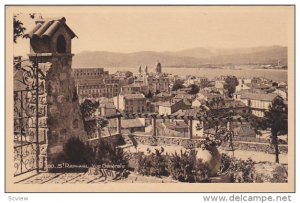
left=72, top=46, right=287, bottom=68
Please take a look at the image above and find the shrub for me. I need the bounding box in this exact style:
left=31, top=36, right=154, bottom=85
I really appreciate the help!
left=136, top=147, right=169, bottom=177
left=219, top=153, right=232, bottom=174
left=228, top=158, right=256, bottom=183
left=94, top=140, right=128, bottom=167
left=270, top=165, right=288, bottom=183
left=167, top=150, right=210, bottom=183
left=63, top=137, right=95, bottom=165
left=219, top=154, right=256, bottom=183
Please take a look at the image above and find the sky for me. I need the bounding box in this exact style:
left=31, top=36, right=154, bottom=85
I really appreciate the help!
left=12, top=6, right=293, bottom=56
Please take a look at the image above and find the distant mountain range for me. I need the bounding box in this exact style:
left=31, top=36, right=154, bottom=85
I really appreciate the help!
left=72, top=46, right=287, bottom=68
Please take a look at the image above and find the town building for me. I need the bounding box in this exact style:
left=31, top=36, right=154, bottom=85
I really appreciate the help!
left=112, top=71, right=134, bottom=86
left=184, top=76, right=209, bottom=87
left=93, top=97, right=117, bottom=117
left=73, top=68, right=121, bottom=101
left=113, top=93, right=148, bottom=113
left=109, top=118, right=146, bottom=133
left=196, top=90, right=223, bottom=102
left=121, top=83, right=149, bottom=95
left=238, top=92, right=278, bottom=117
left=76, top=78, right=120, bottom=101
left=273, top=87, right=288, bottom=100
left=73, top=67, right=109, bottom=82
left=135, top=62, right=170, bottom=94
left=236, top=78, right=252, bottom=92
left=157, top=99, right=192, bottom=116
left=154, top=92, right=173, bottom=102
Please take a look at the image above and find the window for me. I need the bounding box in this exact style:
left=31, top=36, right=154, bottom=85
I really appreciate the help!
left=57, top=35, right=66, bottom=53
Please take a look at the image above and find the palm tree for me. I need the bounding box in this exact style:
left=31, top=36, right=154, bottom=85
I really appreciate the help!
left=264, top=96, right=288, bottom=163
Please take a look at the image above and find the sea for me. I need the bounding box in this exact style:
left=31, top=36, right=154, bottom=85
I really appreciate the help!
left=106, top=66, right=288, bottom=83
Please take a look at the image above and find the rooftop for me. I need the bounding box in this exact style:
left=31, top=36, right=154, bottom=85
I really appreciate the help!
left=156, top=92, right=172, bottom=97
left=240, top=93, right=278, bottom=101
left=123, top=83, right=147, bottom=88
left=24, top=17, right=77, bottom=39
left=122, top=93, right=145, bottom=100
left=109, top=118, right=144, bottom=128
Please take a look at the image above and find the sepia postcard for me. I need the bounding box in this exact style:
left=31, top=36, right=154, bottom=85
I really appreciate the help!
left=5, top=5, right=295, bottom=192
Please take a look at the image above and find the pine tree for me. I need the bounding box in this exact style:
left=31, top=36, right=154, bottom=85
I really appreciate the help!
left=264, top=96, right=288, bottom=163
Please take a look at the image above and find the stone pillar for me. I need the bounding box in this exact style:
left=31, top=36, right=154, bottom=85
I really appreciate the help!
left=117, top=116, right=122, bottom=134
left=152, top=116, right=157, bottom=137
left=188, top=118, right=193, bottom=139
left=29, top=53, right=87, bottom=166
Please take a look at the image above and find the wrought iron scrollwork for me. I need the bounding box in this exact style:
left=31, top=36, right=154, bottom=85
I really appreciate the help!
left=13, top=57, right=44, bottom=176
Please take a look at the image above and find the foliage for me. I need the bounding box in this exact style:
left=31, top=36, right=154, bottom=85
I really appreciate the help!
left=241, top=112, right=268, bottom=134
left=224, top=76, right=239, bottom=98
left=98, top=118, right=109, bottom=129
left=219, top=153, right=232, bottom=174
left=94, top=140, right=128, bottom=167
left=13, top=13, right=38, bottom=43
left=172, top=79, right=185, bottom=91
left=136, top=147, right=210, bottom=182
left=264, top=96, right=288, bottom=163
left=80, top=99, right=100, bottom=118
left=219, top=155, right=256, bottom=183
left=188, top=84, right=200, bottom=95
left=79, top=99, right=108, bottom=136
left=167, top=150, right=210, bottom=183
left=83, top=120, right=98, bottom=136
left=136, top=147, right=169, bottom=177
left=205, top=97, right=225, bottom=110
left=13, top=15, right=26, bottom=43
left=63, top=137, right=95, bottom=165
left=270, top=165, right=288, bottom=183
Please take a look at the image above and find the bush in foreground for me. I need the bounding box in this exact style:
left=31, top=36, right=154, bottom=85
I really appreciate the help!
left=136, top=147, right=169, bottom=177
left=167, top=150, right=210, bottom=183
left=136, top=148, right=210, bottom=182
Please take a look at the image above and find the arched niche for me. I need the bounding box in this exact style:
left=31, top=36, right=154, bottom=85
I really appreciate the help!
left=56, top=35, right=66, bottom=53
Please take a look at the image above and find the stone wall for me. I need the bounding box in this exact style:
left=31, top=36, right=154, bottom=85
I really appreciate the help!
left=220, top=141, right=288, bottom=154
left=129, top=134, right=206, bottom=149
left=31, top=54, right=87, bottom=166
left=86, top=134, right=124, bottom=148
left=130, top=134, right=288, bottom=154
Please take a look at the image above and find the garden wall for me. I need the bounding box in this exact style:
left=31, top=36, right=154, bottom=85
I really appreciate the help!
left=129, top=134, right=288, bottom=154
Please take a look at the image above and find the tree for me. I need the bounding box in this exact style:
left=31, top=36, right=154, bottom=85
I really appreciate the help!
left=13, top=15, right=26, bottom=43
left=188, top=84, right=200, bottom=95
left=63, top=137, right=94, bottom=165
left=80, top=99, right=99, bottom=118
left=241, top=112, right=267, bottom=135
left=97, top=118, right=109, bottom=139
left=172, top=79, right=184, bottom=91
left=264, top=96, right=288, bottom=163
left=13, top=13, right=39, bottom=43
left=224, top=76, right=239, bottom=98
left=205, top=98, right=226, bottom=132
left=79, top=99, right=100, bottom=136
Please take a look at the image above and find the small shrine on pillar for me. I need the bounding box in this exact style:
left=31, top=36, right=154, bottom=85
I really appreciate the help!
left=24, top=17, right=87, bottom=167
